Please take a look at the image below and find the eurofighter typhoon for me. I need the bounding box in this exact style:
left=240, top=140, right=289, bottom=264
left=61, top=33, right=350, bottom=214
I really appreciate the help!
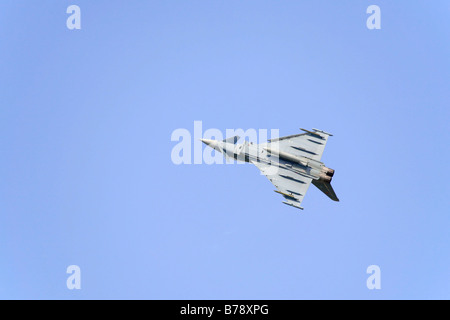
left=201, top=128, right=339, bottom=210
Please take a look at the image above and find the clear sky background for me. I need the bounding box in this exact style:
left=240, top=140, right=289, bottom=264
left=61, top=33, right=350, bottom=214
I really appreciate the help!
left=0, top=1, right=449, bottom=299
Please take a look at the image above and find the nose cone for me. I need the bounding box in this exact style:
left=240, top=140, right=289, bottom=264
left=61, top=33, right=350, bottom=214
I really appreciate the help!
left=200, top=138, right=214, bottom=147
left=200, top=139, right=219, bottom=151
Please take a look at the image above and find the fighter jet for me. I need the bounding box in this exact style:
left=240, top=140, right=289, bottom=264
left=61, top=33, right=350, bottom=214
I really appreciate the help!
left=201, top=128, right=339, bottom=210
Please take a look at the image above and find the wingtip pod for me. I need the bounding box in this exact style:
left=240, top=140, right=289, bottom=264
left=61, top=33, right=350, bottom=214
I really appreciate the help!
left=282, top=201, right=304, bottom=210
left=300, top=128, right=333, bottom=137
left=312, top=128, right=333, bottom=137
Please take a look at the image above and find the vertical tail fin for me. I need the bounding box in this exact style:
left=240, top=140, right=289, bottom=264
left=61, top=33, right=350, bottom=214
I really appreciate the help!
left=223, top=136, right=240, bottom=144
left=312, top=180, right=339, bottom=201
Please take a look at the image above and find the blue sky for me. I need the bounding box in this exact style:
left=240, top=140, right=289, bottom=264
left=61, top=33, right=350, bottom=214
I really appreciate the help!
left=0, top=1, right=449, bottom=299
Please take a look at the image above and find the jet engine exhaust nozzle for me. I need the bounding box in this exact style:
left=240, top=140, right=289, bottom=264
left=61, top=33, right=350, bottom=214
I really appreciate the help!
left=322, top=166, right=335, bottom=177
left=319, top=173, right=332, bottom=183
